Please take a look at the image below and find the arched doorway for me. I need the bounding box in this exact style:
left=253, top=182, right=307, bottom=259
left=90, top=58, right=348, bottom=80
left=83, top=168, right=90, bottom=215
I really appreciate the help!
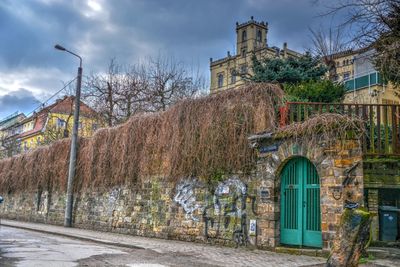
left=280, top=157, right=322, bottom=248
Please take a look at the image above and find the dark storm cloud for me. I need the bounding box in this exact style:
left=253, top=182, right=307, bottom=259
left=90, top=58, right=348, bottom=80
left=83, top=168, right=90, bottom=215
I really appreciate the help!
left=0, top=0, right=344, bottom=116
left=0, top=88, right=40, bottom=119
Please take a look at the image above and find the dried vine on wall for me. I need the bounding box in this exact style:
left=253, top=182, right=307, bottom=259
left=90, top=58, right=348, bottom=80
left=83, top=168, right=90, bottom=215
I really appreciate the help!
left=275, top=113, right=365, bottom=149
left=0, top=83, right=283, bottom=193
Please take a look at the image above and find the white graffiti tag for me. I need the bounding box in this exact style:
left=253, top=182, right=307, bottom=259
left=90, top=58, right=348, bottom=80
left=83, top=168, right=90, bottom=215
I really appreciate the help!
left=174, top=180, right=204, bottom=221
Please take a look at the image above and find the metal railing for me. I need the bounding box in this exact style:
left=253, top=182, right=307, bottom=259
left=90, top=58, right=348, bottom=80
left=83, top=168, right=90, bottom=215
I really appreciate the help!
left=280, top=102, right=400, bottom=155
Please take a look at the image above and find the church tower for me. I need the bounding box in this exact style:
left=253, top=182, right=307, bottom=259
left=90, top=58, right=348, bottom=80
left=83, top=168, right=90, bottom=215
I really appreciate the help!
left=210, top=17, right=301, bottom=93
left=236, top=16, right=268, bottom=56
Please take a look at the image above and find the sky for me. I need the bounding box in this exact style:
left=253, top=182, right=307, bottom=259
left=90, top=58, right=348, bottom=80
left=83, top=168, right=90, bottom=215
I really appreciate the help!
left=0, top=0, right=344, bottom=119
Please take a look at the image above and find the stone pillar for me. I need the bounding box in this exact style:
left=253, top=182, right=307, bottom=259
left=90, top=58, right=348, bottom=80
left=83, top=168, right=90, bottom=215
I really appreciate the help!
left=367, top=189, right=379, bottom=240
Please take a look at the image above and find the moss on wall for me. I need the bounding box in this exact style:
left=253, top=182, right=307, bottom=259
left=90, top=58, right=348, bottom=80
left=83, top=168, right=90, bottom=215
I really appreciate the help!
left=363, top=156, right=400, bottom=188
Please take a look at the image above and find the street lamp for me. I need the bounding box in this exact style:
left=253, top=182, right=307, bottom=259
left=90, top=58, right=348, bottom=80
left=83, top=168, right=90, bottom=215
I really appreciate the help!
left=54, top=44, right=82, bottom=227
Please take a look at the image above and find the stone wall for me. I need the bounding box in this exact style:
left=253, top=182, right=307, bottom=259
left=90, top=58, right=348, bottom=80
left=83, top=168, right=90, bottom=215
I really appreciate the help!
left=0, top=135, right=364, bottom=251
left=364, top=157, right=400, bottom=189
left=0, top=175, right=263, bottom=247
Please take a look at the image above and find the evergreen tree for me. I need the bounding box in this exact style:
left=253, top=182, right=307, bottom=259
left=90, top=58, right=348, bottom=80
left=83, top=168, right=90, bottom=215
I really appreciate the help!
left=251, top=53, right=345, bottom=103
left=251, top=53, right=327, bottom=84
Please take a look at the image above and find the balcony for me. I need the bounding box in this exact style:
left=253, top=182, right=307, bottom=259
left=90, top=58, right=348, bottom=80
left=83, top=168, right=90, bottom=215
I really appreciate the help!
left=344, top=72, right=385, bottom=92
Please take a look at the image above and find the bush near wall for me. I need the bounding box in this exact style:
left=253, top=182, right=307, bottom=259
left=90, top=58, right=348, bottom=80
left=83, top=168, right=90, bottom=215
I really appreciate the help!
left=0, top=83, right=283, bottom=194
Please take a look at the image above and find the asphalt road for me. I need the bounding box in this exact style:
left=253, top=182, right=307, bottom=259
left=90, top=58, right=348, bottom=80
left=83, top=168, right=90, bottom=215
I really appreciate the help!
left=0, top=225, right=218, bottom=267
left=1, top=223, right=398, bottom=267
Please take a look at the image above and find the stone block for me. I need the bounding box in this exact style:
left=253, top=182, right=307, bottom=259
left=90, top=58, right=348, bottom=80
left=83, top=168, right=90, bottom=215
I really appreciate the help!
left=334, top=159, right=354, bottom=167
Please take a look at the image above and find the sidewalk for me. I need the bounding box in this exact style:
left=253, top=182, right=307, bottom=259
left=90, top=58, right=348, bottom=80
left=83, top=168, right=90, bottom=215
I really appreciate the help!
left=1, top=219, right=399, bottom=267
left=0, top=219, right=325, bottom=267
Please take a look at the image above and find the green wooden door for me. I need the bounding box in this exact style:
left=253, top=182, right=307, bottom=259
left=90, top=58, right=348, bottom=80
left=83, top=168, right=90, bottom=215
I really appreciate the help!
left=280, top=157, right=322, bottom=248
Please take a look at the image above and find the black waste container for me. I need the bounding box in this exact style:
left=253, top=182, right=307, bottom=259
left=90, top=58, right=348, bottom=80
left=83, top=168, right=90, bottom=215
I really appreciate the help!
left=379, top=206, right=399, bottom=241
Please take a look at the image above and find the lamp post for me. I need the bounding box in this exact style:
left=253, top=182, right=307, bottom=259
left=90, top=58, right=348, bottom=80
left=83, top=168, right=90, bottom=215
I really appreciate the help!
left=55, top=44, right=82, bottom=227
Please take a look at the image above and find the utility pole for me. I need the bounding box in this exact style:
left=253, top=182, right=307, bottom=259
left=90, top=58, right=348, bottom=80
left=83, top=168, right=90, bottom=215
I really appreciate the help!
left=54, top=44, right=82, bottom=227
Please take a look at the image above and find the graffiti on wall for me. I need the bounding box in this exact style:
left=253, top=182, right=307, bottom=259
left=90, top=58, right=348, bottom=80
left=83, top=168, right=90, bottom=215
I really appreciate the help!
left=108, top=188, right=121, bottom=216
left=174, top=177, right=257, bottom=246
left=173, top=179, right=205, bottom=222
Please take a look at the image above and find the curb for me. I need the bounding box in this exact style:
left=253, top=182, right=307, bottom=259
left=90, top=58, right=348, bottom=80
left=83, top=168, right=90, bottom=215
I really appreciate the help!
left=0, top=222, right=145, bottom=251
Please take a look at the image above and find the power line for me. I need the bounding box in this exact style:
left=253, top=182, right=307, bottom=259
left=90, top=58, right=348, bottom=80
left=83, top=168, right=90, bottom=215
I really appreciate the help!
left=24, top=77, right=77, bottom=118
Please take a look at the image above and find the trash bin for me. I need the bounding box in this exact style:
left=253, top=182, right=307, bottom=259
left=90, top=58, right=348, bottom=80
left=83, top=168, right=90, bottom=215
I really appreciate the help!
left=379, top=206, right=399, bottom=241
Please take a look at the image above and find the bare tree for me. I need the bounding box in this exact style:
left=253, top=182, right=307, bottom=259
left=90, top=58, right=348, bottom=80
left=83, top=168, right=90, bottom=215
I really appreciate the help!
left=115, top=64, right=149, bottom=118
left=0, top=135, right=20, bottom=158
left=83, top=56, right=206, bottom=125
left=323, top=0, right=399, bottom=46
left=309, top=26, right=350, bottom=79
left=374, top=2, right=400, bottom=85
left=321, top=0, right=400, bottom=84
left=145, top=55, right=204, bottom=112
left=84, top=59, right=122, bottom=127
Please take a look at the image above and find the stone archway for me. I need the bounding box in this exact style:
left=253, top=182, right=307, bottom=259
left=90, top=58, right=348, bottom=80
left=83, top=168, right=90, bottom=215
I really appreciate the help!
left=249, top=134, right=364, bottom=250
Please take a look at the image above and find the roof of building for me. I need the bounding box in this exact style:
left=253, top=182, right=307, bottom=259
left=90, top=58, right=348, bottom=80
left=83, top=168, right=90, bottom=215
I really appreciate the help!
left=17, top=96, right=97, bottom=139
left=210, top=45, right=302, bottom=67
left=0, top=112, right=26, bottom=130
left=18, top=113, right=48, bottom=139
left=330, top=46, right=372, bottom=59
left=236, top=16, right=268, bottom=30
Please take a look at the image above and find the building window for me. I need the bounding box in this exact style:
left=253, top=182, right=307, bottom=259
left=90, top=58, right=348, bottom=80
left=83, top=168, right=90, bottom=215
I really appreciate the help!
left=230, top=69, right=236, bottom=84
left=37, top=137, right=41, bottom=145
left=217, top=73, right=224, bottom=88
left=242, top=30, right=247, bottom=42
left=239, top=64, right=247, bottom=75
left=92, top=123, right=98, bottom=132
left=343, top=72, right=350, bottom=80
left=57, top=118, right=66, bottom=128
left=257, top=29, right=262, bottom=42
left=241, top=47, right=247, bottom=58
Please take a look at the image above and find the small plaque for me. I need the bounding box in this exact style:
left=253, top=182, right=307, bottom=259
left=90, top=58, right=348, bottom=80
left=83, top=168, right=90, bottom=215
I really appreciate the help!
left=259, top=144, right=279, bottom=153
left=260, top=187, right=270, bottom=203
left=249, top=219, right=257, bottom=236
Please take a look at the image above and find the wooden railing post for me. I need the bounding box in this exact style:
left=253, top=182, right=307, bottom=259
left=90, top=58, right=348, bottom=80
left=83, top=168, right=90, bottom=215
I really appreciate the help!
left=392, top=105, right=397, bottom=154
left=362, top=105, right=367, bottom=153
left=377, top=105, right=381, bottom=154
left=370, top=105, right=375, bottom=154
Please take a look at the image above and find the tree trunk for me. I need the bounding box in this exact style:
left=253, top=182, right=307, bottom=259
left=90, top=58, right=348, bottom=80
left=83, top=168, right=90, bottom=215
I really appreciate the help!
left=107, top=82, right=113, bottom=127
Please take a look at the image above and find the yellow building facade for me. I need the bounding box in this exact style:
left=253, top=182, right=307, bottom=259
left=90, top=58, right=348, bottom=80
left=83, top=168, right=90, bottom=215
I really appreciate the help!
left=210, top=17, right=301, bottom=93
left=332, top=49, right=399, bottom=105
left=20, top=113, right=98, bottom=151
left=16, top=96, right=101, bottom=152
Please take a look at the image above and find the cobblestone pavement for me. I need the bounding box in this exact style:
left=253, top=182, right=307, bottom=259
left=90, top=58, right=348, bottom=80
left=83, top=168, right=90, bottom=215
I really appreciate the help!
left=0, top=219, right=326, bottom=267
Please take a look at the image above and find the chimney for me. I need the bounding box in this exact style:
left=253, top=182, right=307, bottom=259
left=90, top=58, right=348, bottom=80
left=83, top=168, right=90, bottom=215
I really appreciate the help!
left=283, top=42, right=288, bottom=58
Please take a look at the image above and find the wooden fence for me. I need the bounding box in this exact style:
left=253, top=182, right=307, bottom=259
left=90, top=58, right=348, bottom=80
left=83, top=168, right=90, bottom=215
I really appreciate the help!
left=280, top=102, right=400, bottom=156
